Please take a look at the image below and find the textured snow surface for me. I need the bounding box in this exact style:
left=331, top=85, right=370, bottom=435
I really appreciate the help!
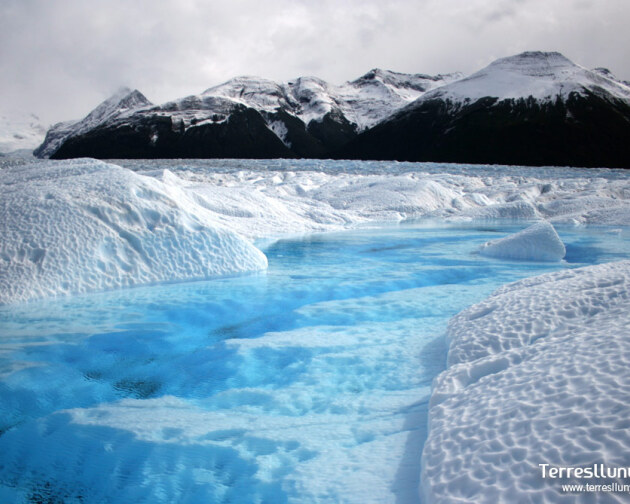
left=423, top=260, right=630, bottom=503
left=121, top=159, right=630, bottom=240
left=479, top=221, right=566, bottom=261
left=3, top=157, right=630, bottom=303
left=0, top=159, right=267, bottom=304
left=420, top=51, right=630, bottom=104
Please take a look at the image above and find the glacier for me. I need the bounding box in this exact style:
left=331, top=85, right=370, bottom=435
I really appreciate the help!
left=424, top=260, right=630, bottom=503
left=0, top=158, right=267, bottom=304
left=1, top=156, right=630, bottom=503
left=3, top=157, right=630, bottom=304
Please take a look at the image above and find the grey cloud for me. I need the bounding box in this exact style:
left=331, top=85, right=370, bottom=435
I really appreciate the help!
left=1, top=0, right=628, bottom=124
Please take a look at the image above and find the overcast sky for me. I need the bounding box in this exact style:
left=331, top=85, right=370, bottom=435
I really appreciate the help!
left=1, top=0, right=629, bottom=124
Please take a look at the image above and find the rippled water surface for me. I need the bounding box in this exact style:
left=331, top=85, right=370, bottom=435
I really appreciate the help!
left=1, top=222, right=628, bottom=503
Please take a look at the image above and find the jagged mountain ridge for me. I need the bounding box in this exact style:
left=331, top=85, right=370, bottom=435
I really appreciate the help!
left=339, top=51, right=630, bottom=168
left=37, top=70, right=461, bottom=159
left=36, top=52, right=630, bottom=167
left=35, top=88, right=153, bottom=158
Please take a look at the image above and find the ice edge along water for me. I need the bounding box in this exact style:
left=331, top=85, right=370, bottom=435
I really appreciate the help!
left=422, top=260, right=630, bottom=504
left=478, top=221, right=566, bottom=262
left=1, top=157, right=630, bottom=504
left=0, top=159, right=267, bottom=305
left=3, top=157, right=630, bottom=305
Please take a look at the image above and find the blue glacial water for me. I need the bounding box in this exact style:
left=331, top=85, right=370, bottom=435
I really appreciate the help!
left=0, top=222, right=628, bottom=504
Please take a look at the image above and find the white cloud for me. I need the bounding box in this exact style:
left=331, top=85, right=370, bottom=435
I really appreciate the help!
left=1, top=0, right=628, bottom=123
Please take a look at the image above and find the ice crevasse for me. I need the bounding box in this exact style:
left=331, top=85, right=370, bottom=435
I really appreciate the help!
left=0, top=159, right=268, bottom=304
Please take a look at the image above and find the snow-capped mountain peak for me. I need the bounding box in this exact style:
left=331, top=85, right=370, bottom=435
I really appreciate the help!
left=202, top=77, right=286, bottom=104
left=592, top=67, right=630, bottom=87
left=157, top=77, right=294, bottom=130
left=334, top=69, right=463, bottom=130
left=34, top=51, right=630, bottom=165
left=422, top=51, right=630, bottom=103
left=81, top=87, right=152, bottom=129
left=485, top=51, right=575, bottom=78
left=139, top=70, right=455, bottom=136
left=351, top=68, right=462, bottom=91
left=340, top=51, right=630, bottom=167
left=34, top=88, right=152, bottom=158
left=592, top=67, right=615, bottom=78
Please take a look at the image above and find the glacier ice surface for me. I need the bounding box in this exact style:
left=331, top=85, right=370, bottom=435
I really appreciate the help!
left=3, top=157, right=630, bottom=302
left=0, top=157, right=630, bottom=503
left=423, top=260, right=630, bottom=503
left=0, top=158, right=267, bottom=304
left=479, top=221, right=566, bottom=261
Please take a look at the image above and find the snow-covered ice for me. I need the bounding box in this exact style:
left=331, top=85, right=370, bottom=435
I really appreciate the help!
left=2, top=157, right=630, bottom=303
left=423, top=260, right=630, bottom=503
left=1, top=157, right=630, bottom=503
left=479, top=221, right=566, bottom=261
left=0, top=159, right=267, bottom=304
left=124, top=158, right=630, bottom=239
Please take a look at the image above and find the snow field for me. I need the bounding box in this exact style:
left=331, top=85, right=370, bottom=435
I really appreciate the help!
left=0, top=159, right=267, bottom=304
left=423, top=260, right=630, bottom=503
left=2, top=157, right=630, bottom=303
left=0, top=154, right=629, bottom=503
left=142, top=159, right=630, bottom=242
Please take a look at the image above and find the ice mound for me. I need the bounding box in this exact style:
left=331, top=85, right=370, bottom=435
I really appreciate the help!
left=122, top=159, right=630, bottom=232
left=479, top=221, right=566, bottom=261
left=423, top=260, right=630, bottom=503
left=0, top=159, right=267, bottom=304
left=162, top=170, right=467, bottom=240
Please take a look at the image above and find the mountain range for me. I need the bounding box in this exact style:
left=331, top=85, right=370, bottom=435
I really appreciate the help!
left=35, top=51, right=630, bottom=168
